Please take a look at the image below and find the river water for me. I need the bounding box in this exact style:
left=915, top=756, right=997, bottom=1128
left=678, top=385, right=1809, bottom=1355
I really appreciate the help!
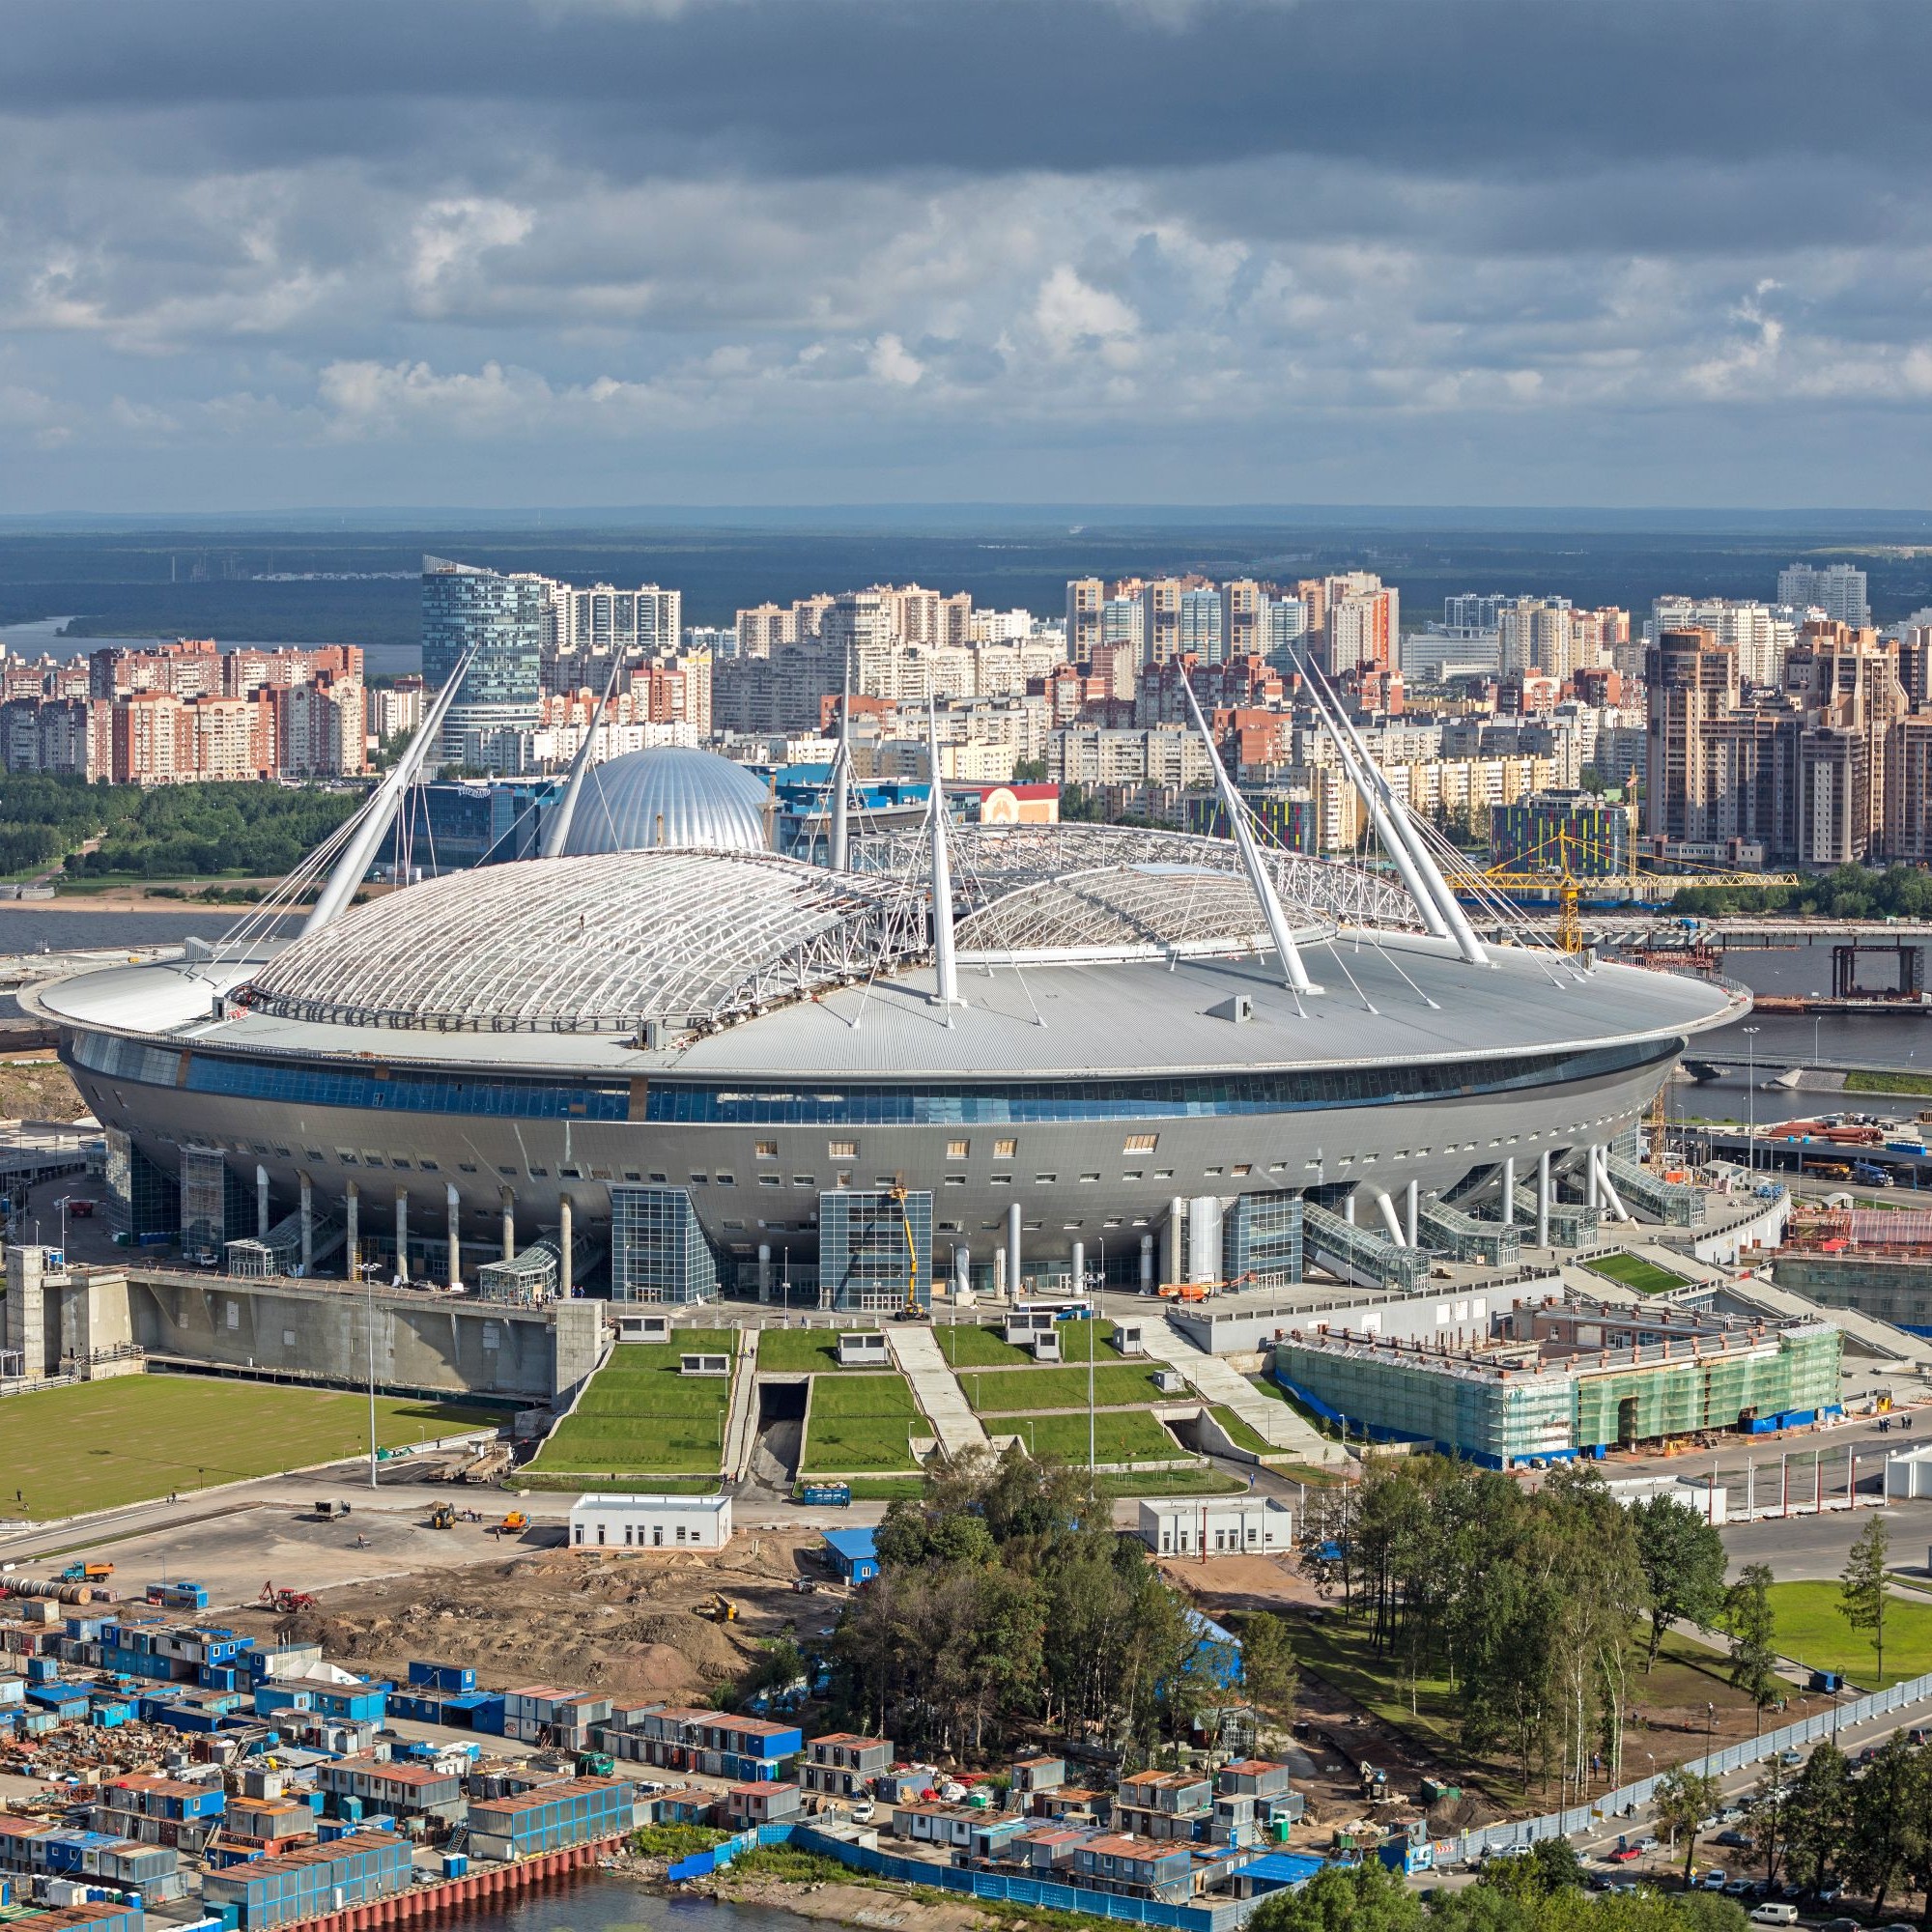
left=447, top=1875, right=810, bottom=1932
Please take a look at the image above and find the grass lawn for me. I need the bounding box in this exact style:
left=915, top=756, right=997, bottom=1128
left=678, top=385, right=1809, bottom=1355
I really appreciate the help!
left=935, top=1317, right=1118, bottom=1369
left=1209, top=1406, right=1275, bottom=1455
left=1096, top=1467, right=1246, bottom=1499
left=0, top=1377, right=497, bottom=1520
left=1846, top=1069, right=1932, bottom=1097
left=958, top=1362, right=1168, bottom=1411
left=983, top=1408, right=1186, bottom=1463
left=516, top=1472, right=722, bottom=1495
left=529, top=1335, right=737, bottom=1478
left=1582, top=1250, right=1691, bottom=1295
left=1764, top=1578, right=1932, bottom=1689
left=800, top=1373, right=926, bottom=1474
left=754, top=1327, right=880, bottom=1374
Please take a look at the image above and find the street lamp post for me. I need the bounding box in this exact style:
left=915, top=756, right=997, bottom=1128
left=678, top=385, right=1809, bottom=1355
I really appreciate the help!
left=1744, top=1026, right=1760, bottom=1174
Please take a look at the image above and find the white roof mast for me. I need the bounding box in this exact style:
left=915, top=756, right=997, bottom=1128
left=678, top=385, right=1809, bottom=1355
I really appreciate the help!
left=538, top=650, right=626, bottom=861
left=925, top=700, right=961, bottom=1012
left=1179, top=671, right=1320, bottom=1001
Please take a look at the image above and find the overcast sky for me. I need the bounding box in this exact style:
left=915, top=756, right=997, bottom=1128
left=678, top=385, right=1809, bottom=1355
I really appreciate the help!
left=5, top=0, right=1931, bottom=513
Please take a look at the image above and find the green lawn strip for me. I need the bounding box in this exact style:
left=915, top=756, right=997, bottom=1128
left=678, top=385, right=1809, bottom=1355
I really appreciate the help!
left=529, top=1337, right=736, bottom=1476
left=981, top=1408, right=1186, bottom=1463
left=934, top=1317, right=1118, bottom=1369
left=515, top=1473, right=723, bottom=1495
left=1764, top=1578, right=1932, bottom=1689
left=1582, top=1251, right=1691, bottom=1294
left=958, top=1362, right=1167, bottom=1412
left=800, top=1373, right=925, bottom=1474
left=755, top=1328, right=881, bottom=1374
left=1094, top=1468, right=1247, bottom=1499
left=1845, top=1069, right=1932, bottom=1097
left=830, top=1476, right=928, bottom=1501
left=0, top=1378, right=497, bottom=1520
left=1208, top=1406, right=1275, bottom=1455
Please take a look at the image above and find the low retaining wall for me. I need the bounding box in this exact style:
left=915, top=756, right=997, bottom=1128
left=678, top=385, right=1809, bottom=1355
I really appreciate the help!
left=293, top=1836, right=611, bottom=1932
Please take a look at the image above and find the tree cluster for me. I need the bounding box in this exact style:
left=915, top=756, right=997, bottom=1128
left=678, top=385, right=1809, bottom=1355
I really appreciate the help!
left=68, top=781, right=360, bottom=880
left=829, top=1447, right=1295, bottom=1765
left=1306, top=1460, right=1732, bottom=1798
left=1740, top=1734, right=1932, bottom=1921
left=0, top=776, right=142, bottom=875
left=1249, top=1843, right=1747, bottom=1932
left=1670, top=864, right=1932, bottom=923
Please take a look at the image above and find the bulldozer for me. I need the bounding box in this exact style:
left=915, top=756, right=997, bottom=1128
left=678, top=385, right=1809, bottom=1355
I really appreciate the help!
left=425, top=1503, right=457, bottom=1531
left=696, top=1591, right=738, bottom=1623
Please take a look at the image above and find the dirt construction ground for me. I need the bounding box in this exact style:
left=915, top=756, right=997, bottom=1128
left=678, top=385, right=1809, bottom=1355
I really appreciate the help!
left=225, top=1529, right=845, bottom=1706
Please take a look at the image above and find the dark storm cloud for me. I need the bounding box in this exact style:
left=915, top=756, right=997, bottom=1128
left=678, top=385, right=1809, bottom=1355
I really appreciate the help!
left=3, top=0, right=1931, bottom=508
left=8, top=0, right=1930, bottom=183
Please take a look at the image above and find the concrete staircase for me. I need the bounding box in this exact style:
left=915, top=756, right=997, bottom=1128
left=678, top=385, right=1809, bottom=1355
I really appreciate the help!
left=886, top=1324, right=990, bottom=1456
left=1134, top=1321, right=1348, bottom=1466
left=723, top=1345, right=762, bottom=1482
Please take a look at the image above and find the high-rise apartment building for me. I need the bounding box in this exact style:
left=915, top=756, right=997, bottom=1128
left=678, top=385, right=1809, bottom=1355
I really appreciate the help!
left=1065, top=578, right=1105, bottom=662
left=1651, top=598, right=1794, bottom=687
left=421, top=556, right=546, bottom=769
left=1326, top=579, right=1398, bottom=676
left=1219, top=581, right=1264, bottom=663
left=1444, top=594, right=1509, bottom=632
left=1644, top=628, right=1740, bottom=843
left=1141, top=579, right=1184, bottom=667
left=1178, top=587, right=1222, bottom=663
left=1776, top=561, right=1869, bottom=628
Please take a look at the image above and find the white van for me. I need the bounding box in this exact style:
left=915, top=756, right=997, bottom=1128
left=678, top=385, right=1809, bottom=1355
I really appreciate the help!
left=1749, top=1905, right=1798, bottom=1926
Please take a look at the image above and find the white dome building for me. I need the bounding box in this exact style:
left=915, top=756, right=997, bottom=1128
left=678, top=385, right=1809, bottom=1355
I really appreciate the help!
left=559, top=746, right=771, bottom=857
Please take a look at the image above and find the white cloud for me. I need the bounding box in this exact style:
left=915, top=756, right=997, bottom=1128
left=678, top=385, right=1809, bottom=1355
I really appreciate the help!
left=1034, top=266, right=1139, bottom=357
left=868, top=333, right=923, bottom=386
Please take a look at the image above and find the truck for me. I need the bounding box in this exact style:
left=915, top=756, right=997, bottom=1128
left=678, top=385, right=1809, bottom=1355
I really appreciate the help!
left=1852, top=1161, right=1895, bottom=1187
left=58, top=1563, right=112, bottom=1583
left=801, top=1483, right=852, bottom=1508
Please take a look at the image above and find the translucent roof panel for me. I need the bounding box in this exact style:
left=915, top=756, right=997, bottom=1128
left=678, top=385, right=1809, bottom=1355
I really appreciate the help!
left=240, top=850, right=925, bottom=1035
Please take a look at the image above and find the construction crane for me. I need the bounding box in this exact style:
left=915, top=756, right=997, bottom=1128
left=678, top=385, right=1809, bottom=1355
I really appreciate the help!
left=888, top=1182, right=921, bottom=1319
left=1446, top=818, right=1801, bottom=950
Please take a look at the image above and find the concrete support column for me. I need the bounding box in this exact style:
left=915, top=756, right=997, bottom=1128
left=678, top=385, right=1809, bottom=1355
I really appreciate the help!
left=1500, top=1156, right=1515, bottom=1228
left=299, top=1173, right=314, bottom=1276
left=1006, top=1201, right=1023, bottom=1298
left=500, top=1189, right=515, bottom=1262
left=1165, top=1196, right=1186, bottom=1286
left=445, top=1181, right=461, bottom=1288
left=558, top=1195, right=574, bottom=1298
left=1187, top=1196, right=1222, bottom=1284
left=1373, top=1188, right=1405, bottom=1248
left=1344, top=1192, right=1356, bottom=1226
left=394, top=1186, right=409, bottom=1284
left=1596, top=1147, right=1632, bottom=1222
left=757, top=1244, right=773, bottom=1302
left=955, top=1244, right=972, bottom=1296
left=345, top=1179, right=359, bottom=1280
left=1585, top=1146, right=1601, bottom=1211
left=1070, top=1240, right=1085, bottom=1295
left=1139, top=1233, right=1154, bottom=1290
left=1536, top=1151, right=1550, bottom=1249
left=1404, top=1179, right=1418, bottom=1249
left=256, top=1164, right=270, bottom=1239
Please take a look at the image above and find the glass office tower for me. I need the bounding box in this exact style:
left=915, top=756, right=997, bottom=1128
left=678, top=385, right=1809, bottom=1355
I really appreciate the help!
left=421, top=556, right=544, bottom=769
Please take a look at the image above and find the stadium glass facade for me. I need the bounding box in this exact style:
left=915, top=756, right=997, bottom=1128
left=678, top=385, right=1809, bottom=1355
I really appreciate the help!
left=611, top=1184, right=721, bottom=1304
left=818, top=1188, right=933, bottom=1313
left=1221, top=1191, right=1303, bottom=1284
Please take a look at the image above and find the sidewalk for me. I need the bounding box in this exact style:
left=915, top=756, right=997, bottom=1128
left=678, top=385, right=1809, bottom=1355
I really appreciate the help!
left=886, top=1324, right=990, bottom=1456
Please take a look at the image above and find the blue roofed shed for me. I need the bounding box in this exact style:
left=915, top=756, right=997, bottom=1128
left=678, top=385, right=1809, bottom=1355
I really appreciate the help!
left=823, top=1528, right=879, bottom=1585
left=1233, top=1852, right=1325, bottom=1898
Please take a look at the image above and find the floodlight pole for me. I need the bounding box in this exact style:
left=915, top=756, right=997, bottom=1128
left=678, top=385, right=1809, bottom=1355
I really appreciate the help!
left=366, top=1267, right=379, bottom=1491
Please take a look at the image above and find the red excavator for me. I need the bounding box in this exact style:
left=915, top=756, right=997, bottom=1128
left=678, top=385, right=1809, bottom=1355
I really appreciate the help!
left=258, top=1581, right=319, bottom=1613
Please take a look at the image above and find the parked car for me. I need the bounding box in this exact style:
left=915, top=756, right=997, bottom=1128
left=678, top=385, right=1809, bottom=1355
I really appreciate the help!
left=1698, top=1873, right=1729, bottom=1891
left=1779, top=1747, right=1804, bottom=1767
left=1821, top=1916, right=1861, bottom=1932
left=1606, top=1847, right=1645, bottom=1864
left=1815, top=1884, right=1845, bottom=1905
left=851, top=1800, right=875, bottom=1823
left=1724, top=1880, right=1756, bottom=1897
left=1717, top=1831, right=1754, bottom=1849
left=1748, top=1904, right=1798, bottom=1926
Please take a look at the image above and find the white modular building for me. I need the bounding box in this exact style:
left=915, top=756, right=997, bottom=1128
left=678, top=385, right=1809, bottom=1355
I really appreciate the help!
left=1139, top=1495, right=1293, bottom=1558
left=570, top=1492, right=733, bottom=1551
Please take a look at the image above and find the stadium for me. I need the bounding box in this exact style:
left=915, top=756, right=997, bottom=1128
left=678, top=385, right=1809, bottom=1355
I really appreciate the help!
left=26, top=674, right=1743, bottom=1309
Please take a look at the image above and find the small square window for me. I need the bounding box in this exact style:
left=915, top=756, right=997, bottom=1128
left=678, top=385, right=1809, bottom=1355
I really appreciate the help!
left=648, top=1171, right=668, bottom=1183
left=793, top=1175, right=815, bottom=1187
left=1123, top=1133, right=1158, bottom=1153
left=419, top=1159, right=440, bottom=1173
left=1079, top=1172, right=1100, bottom=1183
left=993, top=1138, right=1017, bottom=1159
left=990, top=1174, right=1012, bottom=1186
left=829, top=1139, right=858, bottom=1159
left=759, top=1174, right=781, bottom=1186
left=1232, top=1163, right=1252, bottom=1178
left=945, top=1175, right=966, bottom=1186
left=689, top=1173, right=708, bottom=1185
left=458, top=1161, right=478, bottom=1174
left=559, top=1164, right=582, bottom=1180
left=1153, top=1169, right=1174, bottom=1180
left=755, top=1142, right=779, bottom=1160
left=716, top=1174, right=736, bottom=1186
left=497, top=1164, right=516, bottom=1177
left=1122, top=1170, right=1143, bottom=1182
left=304, top=1148, right=326, bottom=1163
left=623, top=1169, right=642, bottom=1181
left=1035, top=1174, right=1057, bottom=1185
left=528, top=1165, right=549, bottom=1178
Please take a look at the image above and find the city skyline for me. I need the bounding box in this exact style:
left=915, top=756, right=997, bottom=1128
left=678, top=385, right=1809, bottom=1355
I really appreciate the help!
left=5, top=2, right=1932, bottom=513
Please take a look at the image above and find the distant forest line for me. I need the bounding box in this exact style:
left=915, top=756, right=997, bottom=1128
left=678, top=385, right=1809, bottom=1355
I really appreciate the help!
left=4, top=518, right=1932, bottom=655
